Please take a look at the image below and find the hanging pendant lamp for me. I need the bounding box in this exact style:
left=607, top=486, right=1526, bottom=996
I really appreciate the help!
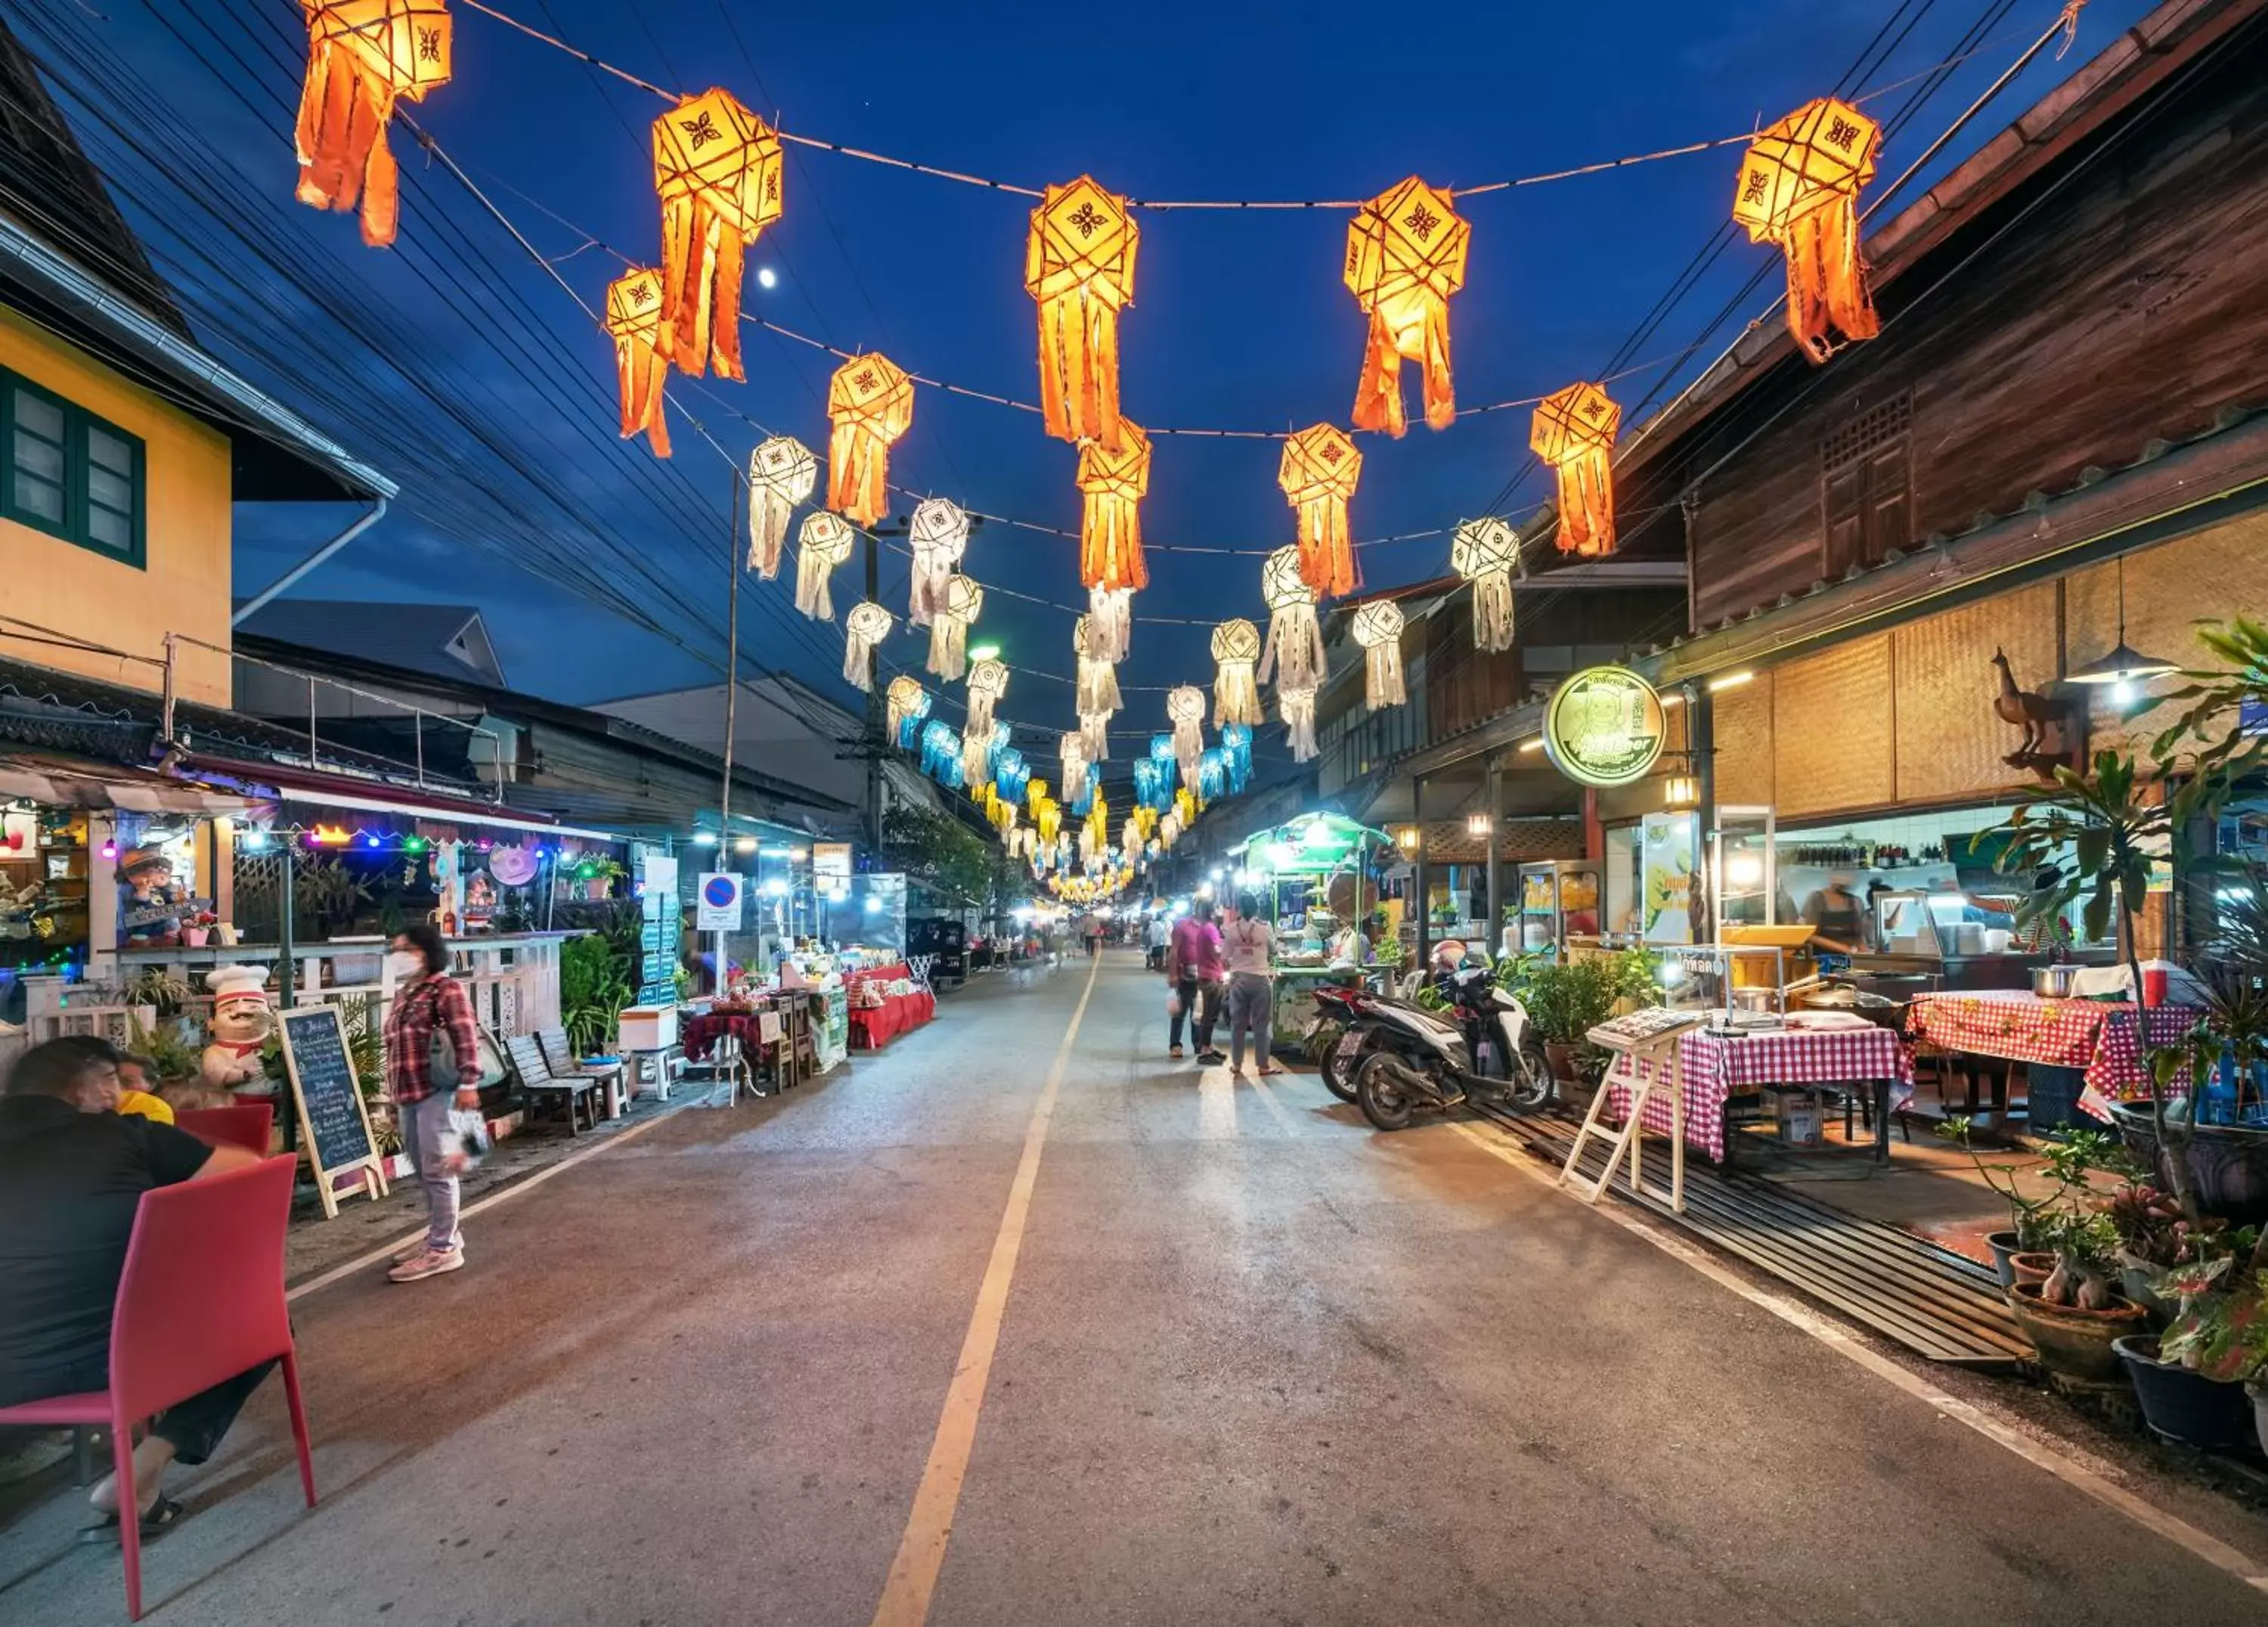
left=2065, top=556, right=2177, bottom=701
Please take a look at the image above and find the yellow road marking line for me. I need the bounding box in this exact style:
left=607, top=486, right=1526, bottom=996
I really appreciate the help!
left=1448, top=1120, right=2268, bottom=1594
left=1246, top=1073, right=1300, bottom=1133
left=1197, top=1068, right=1240, bottom=1139
left=869, top=951, right=1101, bottom=1627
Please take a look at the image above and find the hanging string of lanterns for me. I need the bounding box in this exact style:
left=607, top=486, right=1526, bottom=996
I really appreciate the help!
left=284, top=2, right=1955, bottom=858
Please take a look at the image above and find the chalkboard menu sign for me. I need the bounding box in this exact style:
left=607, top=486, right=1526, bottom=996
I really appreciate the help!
left=278, top=1005, right=390, bottom=1219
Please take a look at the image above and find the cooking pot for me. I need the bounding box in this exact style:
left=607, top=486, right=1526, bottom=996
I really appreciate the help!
left=2033, top=965, right=2081, bottom=998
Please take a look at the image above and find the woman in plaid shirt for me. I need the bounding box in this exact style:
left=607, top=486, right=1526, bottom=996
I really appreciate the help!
left=381, top=922, right=483, bottom=1283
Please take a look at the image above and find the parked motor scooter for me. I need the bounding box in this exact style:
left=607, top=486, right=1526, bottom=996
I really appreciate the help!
left=1306, top=965, right=1550, bottom=1129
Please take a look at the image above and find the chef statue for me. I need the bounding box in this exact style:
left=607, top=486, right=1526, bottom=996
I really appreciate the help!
left=200, top=964, right=277, bottom=1096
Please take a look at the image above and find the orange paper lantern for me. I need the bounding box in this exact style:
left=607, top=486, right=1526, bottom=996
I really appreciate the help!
left=1344, top=177, right=1468, bottom=437
left=1026, top=176, right=1139, bottom=450
left=652, top=88, right=784, bottom=381
left=1077, top=421, right=1151, bottom=596
left=1278, top=423, right=1362, bottom=598
left=603, top=267, right=671, bottom=458
left=827, top=354, right=914, bottom=528
left=294, top=0, right=452, bottom=247
left=1529, top=383, right=1621, bottom=557
left=1733, top=99, right=1880, bottom=364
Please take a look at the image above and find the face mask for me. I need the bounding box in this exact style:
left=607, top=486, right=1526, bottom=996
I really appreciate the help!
left=387, top=950, right=425, bottom=981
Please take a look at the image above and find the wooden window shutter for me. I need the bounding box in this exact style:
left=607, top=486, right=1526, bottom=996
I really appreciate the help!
left=1820, top=392, right=1913, bottom=577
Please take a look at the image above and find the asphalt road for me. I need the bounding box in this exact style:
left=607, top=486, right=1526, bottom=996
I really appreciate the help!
left=7, top=949, right=2268, bottom=1624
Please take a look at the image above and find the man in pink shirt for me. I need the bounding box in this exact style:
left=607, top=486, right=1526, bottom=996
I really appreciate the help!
left=1164, top=901, right=1225, bottom=1063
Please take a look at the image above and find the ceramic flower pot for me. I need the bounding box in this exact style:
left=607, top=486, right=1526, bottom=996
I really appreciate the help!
left=2007, top=1252, right=2056, bottom=1291
left=2007, top=1283, right=2148, bottom=1383
left=2250, top=1382, right=2268, bottom=1459
left=2108, top=1104, right=2268, bottom=1225
left=1984, top=1230, right=2025, bottom=1289
left=183, top=928, right=209, bottom=947
left=1544, top=1041, right=1582, bottom=1083
left=2115, top=1336, right=2255, bottom=1452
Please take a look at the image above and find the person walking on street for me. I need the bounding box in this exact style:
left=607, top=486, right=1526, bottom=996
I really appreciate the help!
left=1221, top=893, right=1280, bottom=1078
left=1165, top=901, right=1225, bottom=1062
left=1145, top=909, right=1171, bottom=972
left=382, top=922, right=483, bottom=1284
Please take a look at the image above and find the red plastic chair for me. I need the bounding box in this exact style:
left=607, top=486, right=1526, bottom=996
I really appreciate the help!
left=172, top=1103, right=274, bottom=1156
left=0, top=1154, right=315, bottom=1619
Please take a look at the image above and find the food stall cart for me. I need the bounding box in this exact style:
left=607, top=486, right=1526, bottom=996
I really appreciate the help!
left=1232, top=812, right=1395, bottom=1049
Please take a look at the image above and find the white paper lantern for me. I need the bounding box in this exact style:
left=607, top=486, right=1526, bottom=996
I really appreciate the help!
left=886, top=675, right=929, bottom=745
left=795, top=512, right=856, bottom=621
left=842, top=601, right=893, bottom=691
left=1074, top=614, right=1123, bottom=717
left=1059, top=731, right=1090, bottom=806
left=1256, top=545, right=1325, bottom=693
left=1351, top=600, right=1406, bottom=711
left=1279, top=683, right=1318, bottom=762
left=748, top=435, right=816, bottom=580
left=1210, top=618, right=1263, bottom=728
left=906, top=496, right=970, bottom=628
left=1452, top=516, right=1519, bottom=653
left=928, top=574, right=983, bottom=681
left=1167, top=685, right=1206, bottom=791
left=1086, top=584, right=1132, bottom=665
left=965, top=658, right=1010, bottom=739
left=1080, top=710, right=1111, bottom=762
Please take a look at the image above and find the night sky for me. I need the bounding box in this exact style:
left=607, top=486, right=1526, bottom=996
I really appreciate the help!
left=28, top=1, right=2149, bottom=735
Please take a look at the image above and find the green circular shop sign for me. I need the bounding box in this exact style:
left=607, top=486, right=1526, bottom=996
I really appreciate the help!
left=1543, top=665, right=1667, bottom=788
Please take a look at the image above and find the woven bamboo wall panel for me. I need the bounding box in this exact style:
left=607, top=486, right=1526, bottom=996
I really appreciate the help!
left=2068, top=512, right=2268, bottom=756
left=1774, top=636, right=1894, bottom=817
left=1712, top=674, right=1774, bottom=807
left=1893, top=581, right=2058, bottom=803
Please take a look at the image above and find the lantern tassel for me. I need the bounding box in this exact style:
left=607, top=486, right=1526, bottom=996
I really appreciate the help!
left=928, top=615, right=968, bottom=683
left=795, top=548, right=837, bottom=621
left=1554, top=444, right=1616, bottom=558
left=1473, top=571, right=1515, bottom=652
left=294, top=36, right=407, bottom=249
left=614, top=333, right=671, bottom=458
left=1364, top=641, right=1405, bottom=711
left=1040, top=289, right=1124, bottom=451
left=1280, top=688, right=1319, bottom=763
left=748, top=490, right=793, bottom=576
left=1786, top=197, right=1879, bottom=363
left=1257, top=603, right=1326, bottom=695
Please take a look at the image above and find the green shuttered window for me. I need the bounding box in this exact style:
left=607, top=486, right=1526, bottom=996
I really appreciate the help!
left=3, top=371, right=147, bottom=569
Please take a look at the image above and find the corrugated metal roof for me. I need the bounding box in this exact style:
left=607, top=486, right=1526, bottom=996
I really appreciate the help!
left=233, top=601, right=500, bottom=686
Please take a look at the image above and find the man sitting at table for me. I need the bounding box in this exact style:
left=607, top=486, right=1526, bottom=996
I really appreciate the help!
left=0, top=1036, right=268, bottom=1538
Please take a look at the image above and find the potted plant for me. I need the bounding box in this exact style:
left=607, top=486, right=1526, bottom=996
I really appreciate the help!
left=181, top=907, right=217, bottom=948
left=1524, top=958, right=1622, bottom=1083
left=2007, top=1207, right=2148, bottom=1383
left=1935, top=1117, right=2125, bottom=1288
left=2142, top=1258, right=2268, bottom=1453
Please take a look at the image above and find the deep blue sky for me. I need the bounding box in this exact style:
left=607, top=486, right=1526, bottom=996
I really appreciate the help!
left=31, top=0, right=2151, bottom=730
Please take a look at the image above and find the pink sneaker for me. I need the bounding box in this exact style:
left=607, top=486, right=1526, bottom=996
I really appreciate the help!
left=388, top=1246, right=464, bottom=1283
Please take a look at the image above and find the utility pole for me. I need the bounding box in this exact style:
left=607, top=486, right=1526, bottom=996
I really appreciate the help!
left=716, top=472, right=743, bottom=996
left=864, top=526, right=885, bottom=856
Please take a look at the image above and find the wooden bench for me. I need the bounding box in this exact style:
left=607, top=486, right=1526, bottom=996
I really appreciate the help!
left=536, top=1027, right=627, bottom=1120
left=506, top=1034, right=603, bottom=1135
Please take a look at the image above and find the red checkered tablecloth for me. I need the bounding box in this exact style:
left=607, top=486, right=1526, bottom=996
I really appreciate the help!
left=1606, top=1024, right=1913, bottom=1161
left=1905, top=993, right=2198, bottom=1108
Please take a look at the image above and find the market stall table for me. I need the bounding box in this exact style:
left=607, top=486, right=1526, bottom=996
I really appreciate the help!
left=845, top=963, right=936, bottom=1050
left=1605, top=1018, right=1915, bottom=1164
left=1905, top=992, right=2199, bottom=1120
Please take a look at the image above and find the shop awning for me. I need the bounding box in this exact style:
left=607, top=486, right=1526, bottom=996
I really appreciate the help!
left=1232, top=811, right=1395, bottom=875
left=0, top=751, right=256, bottom=816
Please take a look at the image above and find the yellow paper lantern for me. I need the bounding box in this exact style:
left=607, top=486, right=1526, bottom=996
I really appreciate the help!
left=1344, top=177, right=1468, bottom=437
left=1278, top=423, right=1363, bottom=598
left=1210, top=618, right=1263, bottom=728
left=604, top=266, right=671, bottom=459
left=1529, top=383, right=1621, bottom=558
left=1026, top=175, right=1140, bottom=450
left=885, top=675, right=928, bottom=744
left=1351, top=601, right=1406, bottom=711
left=1733, top=99, right=1881, bottom=364
left=1452, top=516, right=1519, bottom=652
left=794, top=511, right=855, bottom=621
left=827, top=354, right=914, bottom=528
left=295, top=1, right=451, bottom=247
left=1077, top=422, right=1151, bottom=596
left=652, top=88, right=783, bottom=380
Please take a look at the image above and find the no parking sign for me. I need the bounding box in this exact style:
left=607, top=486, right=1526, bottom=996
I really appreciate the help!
left=696, top=871, right=744, bottom=931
